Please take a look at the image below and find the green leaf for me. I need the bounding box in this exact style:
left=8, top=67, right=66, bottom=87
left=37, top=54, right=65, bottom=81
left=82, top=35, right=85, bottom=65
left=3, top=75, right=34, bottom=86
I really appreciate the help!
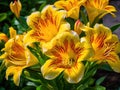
left=96, top=76, right=106, bottom=85
left=65, top=17, right=75, bottom=30
left=85, top=85, right=106, bottom=90
left=18, top=16, right=29, bottom=30
left=93, top=85, right=106, bottom=90
left=0, top=87, right=5, bottom=90
left=39, top=1, right=47, bottom=12
left=22, top=86, right=36, bottom=90
left=80, top=7, right=88, bottom=24
left=99, top=63, right=112, bottom=71
left=77, top=84, right=88, bottom=90
left=36, top=85, right=49, bottom=90
left=0, top=13, right=7, bottom=22
left=110, top=23, right=120, bottom=32
left=23, top=69, right=44, bottom=84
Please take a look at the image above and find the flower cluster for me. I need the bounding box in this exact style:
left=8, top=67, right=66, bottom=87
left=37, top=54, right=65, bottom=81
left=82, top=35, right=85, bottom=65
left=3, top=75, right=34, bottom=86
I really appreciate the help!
left=0, top=0, right=120, bottom=89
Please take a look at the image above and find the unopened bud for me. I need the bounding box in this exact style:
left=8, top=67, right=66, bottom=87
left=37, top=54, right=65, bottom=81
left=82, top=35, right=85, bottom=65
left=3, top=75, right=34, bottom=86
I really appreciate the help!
left=74, top=20, right=83, bottom=35
left=10, top=0, right=22, bottom=18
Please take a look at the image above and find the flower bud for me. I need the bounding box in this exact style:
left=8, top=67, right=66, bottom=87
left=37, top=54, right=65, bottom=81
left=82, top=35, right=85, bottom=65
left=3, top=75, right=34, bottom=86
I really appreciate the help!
left=74, top=20, right=83, bottom=35
left=10, top=0, right=22, bottom=18
left=0, top=33, right=8, bottom=42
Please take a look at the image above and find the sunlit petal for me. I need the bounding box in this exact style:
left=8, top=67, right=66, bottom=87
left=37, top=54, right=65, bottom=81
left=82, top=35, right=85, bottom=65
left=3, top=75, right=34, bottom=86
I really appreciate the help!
left=41, top=59, right=64, bottom=80
left=41, top=31, right=92, bottom=83
left=64, top=62, right=85, bottom=83
left=26, top=5, right=70, bottom=51
left=82, top=23, right=120, bottom=73
left=6, top=66, right=25, bottom=86
left=9, top=27, right=16, bottom=39
left=106, top=52, right=120, bottom=73
left=54, top=0, right=87, bottom=19
left=0, top=33, right=8, bottom=42
left=84, top=0, right=116, bottom=24
left=0, top=28, right=38, bottom=86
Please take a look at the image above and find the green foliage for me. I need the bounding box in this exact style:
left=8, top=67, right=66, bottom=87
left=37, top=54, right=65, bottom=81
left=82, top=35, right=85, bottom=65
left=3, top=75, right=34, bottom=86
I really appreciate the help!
left=110, top=23, right=120, bottom=32
left=0, top=13, right=7, bottom=22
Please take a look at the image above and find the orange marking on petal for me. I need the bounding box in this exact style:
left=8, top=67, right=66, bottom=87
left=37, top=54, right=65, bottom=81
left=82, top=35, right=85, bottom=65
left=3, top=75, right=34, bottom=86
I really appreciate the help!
left=95, top=32, right=107, bottom=48
left=75, top=47, right=83, bottom=54
left=54, top=45, right=65, bottom=53
left=106, top=54, right=117, bottom=63
left=70, top=40, right=75, bottom=50
left=51, top=51, right=62, bottom=59
left=63, top=39, right=68, bottom=51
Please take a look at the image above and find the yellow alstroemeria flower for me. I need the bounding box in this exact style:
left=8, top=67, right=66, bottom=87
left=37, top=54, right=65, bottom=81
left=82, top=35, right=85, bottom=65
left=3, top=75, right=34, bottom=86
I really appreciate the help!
left=84, top=0, right=116, bottom=24
left=25, top=5, right=70, bottom=51
left=41, top=31, right=92, bottom=83
left=0, top=33, right=8, bottom=42
left=10, top=0, right=22, bottom=18
left=54, top=0, right=86, bottom=19
left=82, top=24, right=120, bottom=73
left=0, top=27, right=38, bottom=86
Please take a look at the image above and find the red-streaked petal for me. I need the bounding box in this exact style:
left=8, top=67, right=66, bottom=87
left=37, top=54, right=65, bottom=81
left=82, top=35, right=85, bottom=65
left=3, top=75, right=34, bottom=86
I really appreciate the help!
left=106, top=52, right=120, bottom=73
left=64, top=62, right=85, bottom=83
left=41, top=59, right=64, bottom=80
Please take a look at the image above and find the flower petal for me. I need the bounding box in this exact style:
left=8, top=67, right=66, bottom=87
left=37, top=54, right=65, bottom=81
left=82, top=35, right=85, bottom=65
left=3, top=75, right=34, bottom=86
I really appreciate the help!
left=64, top=62, right=85, bottom=83
left=9, top=27, right=16, bottom=39
left=41, top=59, right=64, bottom=80
left=6, top=66, right=25, bottom=86
left=84, top=0, right=116, bottom=24
left=106, top=52, right=120, bottom=73
left=54, top=0, right=87, bottom=19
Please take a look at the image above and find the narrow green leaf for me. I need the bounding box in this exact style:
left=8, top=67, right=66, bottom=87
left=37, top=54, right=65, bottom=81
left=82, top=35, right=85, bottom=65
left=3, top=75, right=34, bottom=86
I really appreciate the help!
left=85, top=86, right=106, bottom=90
left=80, top=8, right=88, bottom=24
left=96, top=76, right=106, bottom=85
left=0, top=13, right=7, bottom=22
left=36, top=85, right=49, bottom=90
left=110, top=23, right=120, bottom=32
left=77, top=84, right=88, bottom=90
left=22, top=86, right=36, bottom=90
left=39, top=1, right=47, bottom=12
left=94, top=85, right=106, bottom=90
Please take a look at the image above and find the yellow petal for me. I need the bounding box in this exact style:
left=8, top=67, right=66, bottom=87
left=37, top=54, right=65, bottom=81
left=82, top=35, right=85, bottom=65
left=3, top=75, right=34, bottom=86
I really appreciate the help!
left=84, top=0, right=116, bottom=24
left=83, top=24, right=112, bottom=49
left=41, top=59, right=64, bottom=80
left=26, top=49, right=39, bottom=66
left=0, top=53, right=7, bottom=60
left=64, top=62, right=85, bottom=83
left=54, top=0, right=87, bottom=19
left=0, top=33, right=8, bottom=42
left=106, top=52, right=120, bottom=73
left=23, top=30, right=37, bottom=46
left=106, top=34, right=119, bottom=52
left=67, top=7, right=80, bottom=19
left=26, top=5, right=69, bottom=46
left=9, top=27, right=16, bottom=39
left=6, top=66, right=25, bottom=86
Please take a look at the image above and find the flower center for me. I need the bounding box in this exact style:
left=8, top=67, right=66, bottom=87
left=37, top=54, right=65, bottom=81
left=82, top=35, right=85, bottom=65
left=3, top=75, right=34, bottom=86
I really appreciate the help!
left=60, top=50, right=76, bottom=68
